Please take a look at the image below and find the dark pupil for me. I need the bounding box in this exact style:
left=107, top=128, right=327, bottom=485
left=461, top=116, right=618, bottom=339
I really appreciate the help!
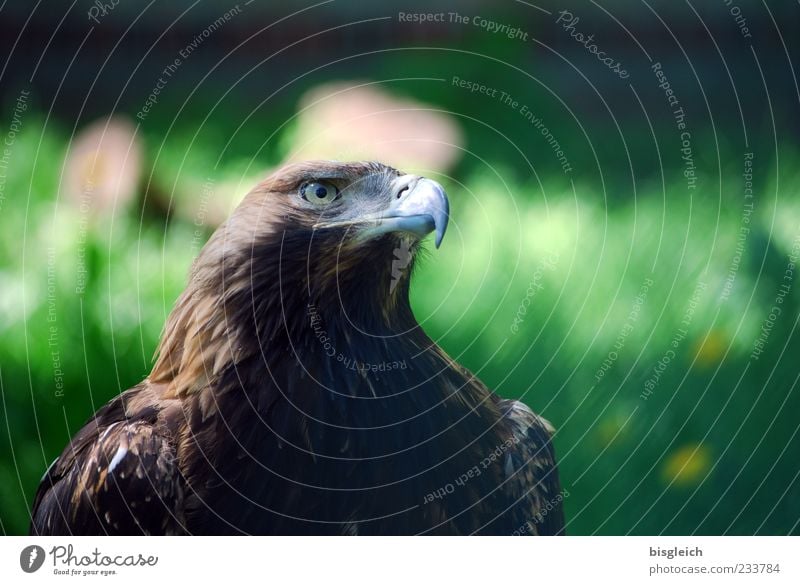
left=313, top=185, right=327, bottom=199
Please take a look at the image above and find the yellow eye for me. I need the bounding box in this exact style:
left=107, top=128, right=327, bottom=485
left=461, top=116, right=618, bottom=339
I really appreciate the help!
left=300, top=180, right=340, bottom=205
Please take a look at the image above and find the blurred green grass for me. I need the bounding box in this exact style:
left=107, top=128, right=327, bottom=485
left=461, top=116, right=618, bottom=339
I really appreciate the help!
left=1, top=114, right=799, bottom=535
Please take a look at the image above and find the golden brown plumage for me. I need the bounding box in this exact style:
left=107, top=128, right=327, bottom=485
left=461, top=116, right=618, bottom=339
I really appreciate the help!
left=31, top=161, right=563, bottom=535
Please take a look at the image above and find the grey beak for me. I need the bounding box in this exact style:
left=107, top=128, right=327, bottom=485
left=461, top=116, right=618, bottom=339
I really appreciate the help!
left=381, top=176, right=450, bottom=248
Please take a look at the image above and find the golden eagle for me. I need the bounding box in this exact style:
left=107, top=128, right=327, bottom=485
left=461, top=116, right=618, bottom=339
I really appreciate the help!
left=31, top=161, right=563, bottom=535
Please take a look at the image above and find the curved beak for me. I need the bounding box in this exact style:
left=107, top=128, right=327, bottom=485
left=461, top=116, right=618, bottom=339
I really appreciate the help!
left=372, top=176, right=450, bottom=248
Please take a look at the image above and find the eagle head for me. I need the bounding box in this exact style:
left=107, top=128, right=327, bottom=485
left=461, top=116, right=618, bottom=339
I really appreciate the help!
left=254, top=159, right=447, bottom=279
left=280, top=160, right=449, bottom=248
left=218, top=161, right=447, bottom=293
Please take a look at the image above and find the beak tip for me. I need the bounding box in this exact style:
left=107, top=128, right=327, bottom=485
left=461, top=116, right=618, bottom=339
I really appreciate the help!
left=434, top=225, right=445, bottom=248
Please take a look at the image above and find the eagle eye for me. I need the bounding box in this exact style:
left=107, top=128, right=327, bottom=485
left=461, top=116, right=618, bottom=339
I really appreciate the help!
left=300, top=180, right=340, bottom=205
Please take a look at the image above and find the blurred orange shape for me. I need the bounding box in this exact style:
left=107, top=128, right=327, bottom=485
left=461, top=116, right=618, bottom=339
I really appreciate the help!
left=288, top=81, right=464, bottom=174
left=62, top=116, right=142, bottom=216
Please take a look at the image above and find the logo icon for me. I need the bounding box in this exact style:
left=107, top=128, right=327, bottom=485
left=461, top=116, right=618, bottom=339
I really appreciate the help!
left=20, top=545, right=46, bottom=573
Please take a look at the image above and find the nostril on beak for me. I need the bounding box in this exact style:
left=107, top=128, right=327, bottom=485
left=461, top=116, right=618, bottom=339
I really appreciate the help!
left=394, top=175, right=419, bottom=199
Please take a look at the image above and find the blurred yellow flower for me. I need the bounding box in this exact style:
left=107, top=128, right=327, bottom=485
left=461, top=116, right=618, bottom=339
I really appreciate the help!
left=596, top=412, right=631, bottom=447
left=662, top=443, right=712, bottom=486
left=693, top=330, right=727, bottom=367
